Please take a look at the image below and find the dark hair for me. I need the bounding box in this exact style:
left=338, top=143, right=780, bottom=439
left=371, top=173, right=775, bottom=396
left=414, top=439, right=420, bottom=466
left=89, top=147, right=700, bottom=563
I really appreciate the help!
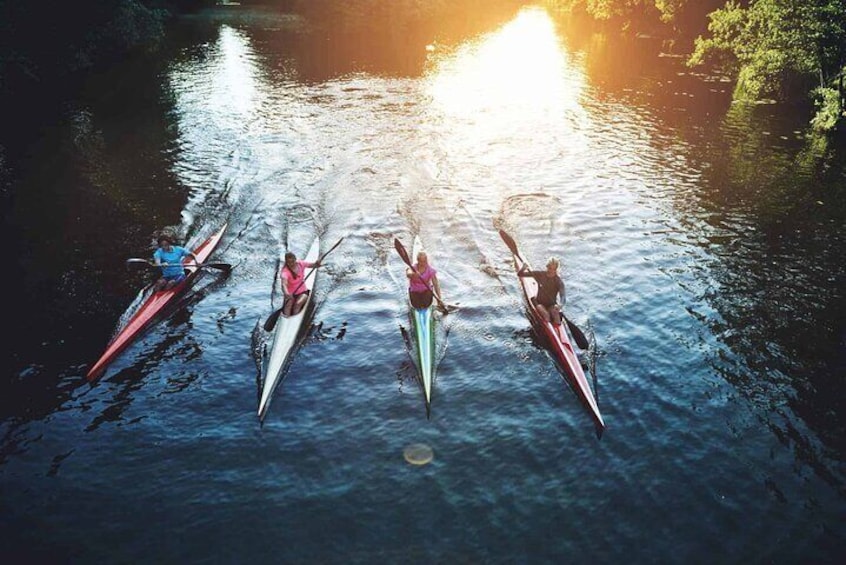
left=284, top=252, right=296, bottom=262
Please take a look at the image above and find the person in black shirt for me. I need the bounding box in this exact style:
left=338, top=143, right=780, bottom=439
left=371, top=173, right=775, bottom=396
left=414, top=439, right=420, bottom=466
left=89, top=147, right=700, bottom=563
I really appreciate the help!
left=518, top=257, right=565, bottom=326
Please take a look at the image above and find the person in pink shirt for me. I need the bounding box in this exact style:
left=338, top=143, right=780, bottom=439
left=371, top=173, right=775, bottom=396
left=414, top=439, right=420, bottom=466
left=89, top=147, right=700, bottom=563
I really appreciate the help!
left=280, top=251, right=321, bottom=316
left=406, top=250, right=442, bottom=309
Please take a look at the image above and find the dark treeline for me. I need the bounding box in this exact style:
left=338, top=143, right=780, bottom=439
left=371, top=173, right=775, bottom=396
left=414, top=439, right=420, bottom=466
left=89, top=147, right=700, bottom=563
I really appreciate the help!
left=0, top=0, right=523, bottom=102
left=1, top=1, right=172, bottom=100
left=1, top=0, right=843, bottom=130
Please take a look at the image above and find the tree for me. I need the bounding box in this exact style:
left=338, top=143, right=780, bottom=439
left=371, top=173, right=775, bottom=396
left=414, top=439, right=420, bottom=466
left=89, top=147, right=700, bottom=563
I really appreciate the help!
left=688, top=0, right=846, bottom=131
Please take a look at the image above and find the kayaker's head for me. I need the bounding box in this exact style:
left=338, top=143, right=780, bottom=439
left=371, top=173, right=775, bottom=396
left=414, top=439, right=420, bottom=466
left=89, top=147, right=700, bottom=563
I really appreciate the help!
left=157, top=234, right=174, bottom=249
left=545, top=257, right=559, bottom=276
left=416, top=251, right=428, bottom=268
left=284, top=252, right=297, bottom=268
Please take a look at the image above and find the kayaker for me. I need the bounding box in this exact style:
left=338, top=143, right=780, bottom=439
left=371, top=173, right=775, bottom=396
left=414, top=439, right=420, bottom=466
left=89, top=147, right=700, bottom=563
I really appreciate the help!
left=281, top=251, right=321, bottom=316
left=406, top=251, right=442, bottom=309
left=518, top=257, right=565, bottom=326
left=153, top=234, right=198, bottom=291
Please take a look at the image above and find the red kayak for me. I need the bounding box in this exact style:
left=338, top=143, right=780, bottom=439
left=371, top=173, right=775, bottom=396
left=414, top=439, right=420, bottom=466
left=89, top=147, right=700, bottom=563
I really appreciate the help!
left=86, top=223, right=229, bottom=381
left=500, top=230, right=605, bottom=434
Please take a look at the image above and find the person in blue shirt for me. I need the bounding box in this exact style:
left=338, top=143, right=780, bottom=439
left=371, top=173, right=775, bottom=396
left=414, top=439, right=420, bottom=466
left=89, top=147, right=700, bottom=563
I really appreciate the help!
left=153, top=234, right=198, bottom=291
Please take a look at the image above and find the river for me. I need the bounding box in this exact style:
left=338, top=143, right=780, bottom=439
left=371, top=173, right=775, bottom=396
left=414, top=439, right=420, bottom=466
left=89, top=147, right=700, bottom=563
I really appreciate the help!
left=1, top=5, right=844, bottom=563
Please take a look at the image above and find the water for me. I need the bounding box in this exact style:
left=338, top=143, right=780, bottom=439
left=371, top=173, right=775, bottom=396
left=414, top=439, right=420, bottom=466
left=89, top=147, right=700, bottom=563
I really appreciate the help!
left=2, top=6, right=844, bottom=563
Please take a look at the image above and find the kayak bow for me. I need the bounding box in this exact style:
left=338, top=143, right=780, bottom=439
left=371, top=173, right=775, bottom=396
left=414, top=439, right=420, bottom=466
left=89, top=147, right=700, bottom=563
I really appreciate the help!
left=500, top=230, right=605, bottom=433
left=258, top=237, right=321, bottom=421
left=86, top=223, right=229, bottom=381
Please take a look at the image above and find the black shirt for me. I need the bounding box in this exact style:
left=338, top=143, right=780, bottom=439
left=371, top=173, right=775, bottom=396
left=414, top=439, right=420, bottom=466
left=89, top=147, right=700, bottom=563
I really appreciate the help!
left=521, top=270, right=565, bottom=307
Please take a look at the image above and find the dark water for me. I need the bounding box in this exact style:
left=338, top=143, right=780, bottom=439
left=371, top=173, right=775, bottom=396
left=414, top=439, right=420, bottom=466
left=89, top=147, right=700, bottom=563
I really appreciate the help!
left=2, top=6, right=845, bottom=563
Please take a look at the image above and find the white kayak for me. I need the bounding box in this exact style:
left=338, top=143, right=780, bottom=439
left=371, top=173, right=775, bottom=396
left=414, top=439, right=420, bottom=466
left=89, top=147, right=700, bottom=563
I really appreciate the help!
left=258, top=237, right=321, bottom=421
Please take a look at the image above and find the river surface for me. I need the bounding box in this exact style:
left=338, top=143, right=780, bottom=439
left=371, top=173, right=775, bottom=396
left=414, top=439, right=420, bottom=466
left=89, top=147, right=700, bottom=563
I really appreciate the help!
left=2, top=5, right=845, bottom=563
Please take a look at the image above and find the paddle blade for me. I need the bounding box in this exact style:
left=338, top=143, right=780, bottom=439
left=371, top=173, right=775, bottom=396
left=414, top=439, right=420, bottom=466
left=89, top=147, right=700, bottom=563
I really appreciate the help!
left=394, top=238, right=412, bottom=268
left=263, top=308, right=283, bottom=332
left=435, top=300, right=459, bottom=315
left=565, top=317, right=589, bottom=350
left=498, top=230, right=520, bottom=257
left=126, top=258, right=153, bottom=266
left=201, top=262, right=232, bottom=272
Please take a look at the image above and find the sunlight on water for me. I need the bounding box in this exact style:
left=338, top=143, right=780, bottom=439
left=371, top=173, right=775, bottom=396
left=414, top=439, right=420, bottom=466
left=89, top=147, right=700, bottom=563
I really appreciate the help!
left=422, top=8, right=592, bottom=198
left=211, top=26, right=259, bottom=119
left=169, top=24, right=263, bottom=140
left=168, top=24, right=269, bottom=222
left=426, top=9, right=587, bottom=132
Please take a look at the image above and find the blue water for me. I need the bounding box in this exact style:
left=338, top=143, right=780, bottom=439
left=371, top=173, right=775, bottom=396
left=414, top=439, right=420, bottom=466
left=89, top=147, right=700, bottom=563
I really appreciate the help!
left=2, top=6, right=844, bottom=563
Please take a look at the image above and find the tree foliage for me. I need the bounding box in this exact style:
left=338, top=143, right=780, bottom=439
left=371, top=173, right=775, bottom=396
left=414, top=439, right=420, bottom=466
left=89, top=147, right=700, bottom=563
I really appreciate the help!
left=549, top=0, right=846, bottom=131
left=688, top=0, right=846, bottom=130
left=0, top=0, right=177, bottom=99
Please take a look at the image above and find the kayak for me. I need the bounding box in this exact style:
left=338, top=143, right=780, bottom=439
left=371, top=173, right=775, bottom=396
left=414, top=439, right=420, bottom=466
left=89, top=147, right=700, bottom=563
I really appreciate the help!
left=500, top=230, right=605, bottom=433
left=258, top=237, right=320, bottom=421
left=86, top=223, right=229, bottom=381
left=408, top=236, right=436, bottom=414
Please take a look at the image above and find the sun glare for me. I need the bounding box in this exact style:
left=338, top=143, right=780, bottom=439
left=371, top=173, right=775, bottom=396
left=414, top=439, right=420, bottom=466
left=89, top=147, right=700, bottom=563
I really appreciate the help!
left=426, top=8, right=585, bottom=125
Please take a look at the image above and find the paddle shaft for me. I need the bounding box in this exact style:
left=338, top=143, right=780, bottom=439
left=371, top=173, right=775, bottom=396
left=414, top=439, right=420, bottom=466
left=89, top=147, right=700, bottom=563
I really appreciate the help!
left=126, top=258, right=231, bottom=271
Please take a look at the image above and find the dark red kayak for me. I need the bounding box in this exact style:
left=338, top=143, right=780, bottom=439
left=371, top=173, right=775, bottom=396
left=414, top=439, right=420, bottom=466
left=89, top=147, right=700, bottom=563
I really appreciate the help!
left=86, top=224, right=228, bottom=381
left=500, top=229, right=605, bottom=434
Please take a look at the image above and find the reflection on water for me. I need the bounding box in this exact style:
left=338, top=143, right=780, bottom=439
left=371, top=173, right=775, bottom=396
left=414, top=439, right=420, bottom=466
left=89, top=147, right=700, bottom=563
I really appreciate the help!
left=423, top=7, right=592, bottom=214
left=168, top=24, right=267, bottom=213
left=427, top=10, right=581, bottom=120
left=209, top=26, right=259, bottom=118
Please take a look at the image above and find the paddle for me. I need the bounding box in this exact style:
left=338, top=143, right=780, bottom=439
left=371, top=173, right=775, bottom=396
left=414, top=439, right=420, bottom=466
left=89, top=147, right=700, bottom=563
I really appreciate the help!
left=263, top=237, right=344, bottom=332
left=393, top=238, right=457, bottom=315
left=126, top=258, right=232, bottom=272
left=498, top=229, right=589, bottom=350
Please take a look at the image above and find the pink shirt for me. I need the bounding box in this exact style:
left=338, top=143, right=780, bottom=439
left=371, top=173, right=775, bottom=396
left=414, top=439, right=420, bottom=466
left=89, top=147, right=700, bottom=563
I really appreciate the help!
left=281, top=261, right=314, bottom=296
left=409, top=264, right=436, bottom=293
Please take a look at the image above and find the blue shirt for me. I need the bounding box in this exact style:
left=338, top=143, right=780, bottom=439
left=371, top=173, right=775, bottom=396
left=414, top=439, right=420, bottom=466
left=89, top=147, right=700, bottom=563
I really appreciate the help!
left=153, top=246, right=191, bottom=278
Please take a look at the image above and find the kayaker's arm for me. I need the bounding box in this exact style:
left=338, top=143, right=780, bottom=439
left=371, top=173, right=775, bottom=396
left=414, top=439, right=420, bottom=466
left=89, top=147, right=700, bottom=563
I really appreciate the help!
left=557, top=278, right=566, bottom=307
left=432, top=274, right=442, bottom=301
left=280, top=272, right=292, bottom=301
